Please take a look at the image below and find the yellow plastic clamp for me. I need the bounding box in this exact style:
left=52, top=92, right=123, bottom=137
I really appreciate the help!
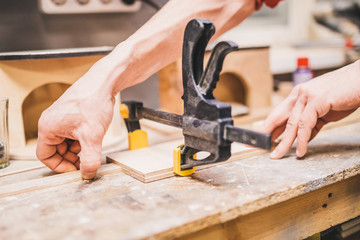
left=128, top=129, right=148, bottom=150
left=120, top=104, right=129, bottom=119
left=173, top=144, right=196, bottom=176
left=120, top=103, right=149, bottom=150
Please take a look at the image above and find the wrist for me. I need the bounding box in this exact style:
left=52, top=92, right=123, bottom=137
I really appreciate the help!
left=84, top=41, right=137, bottom=98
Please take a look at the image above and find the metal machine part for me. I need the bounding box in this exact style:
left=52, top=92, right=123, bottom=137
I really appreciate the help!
left=39, top=0, right=141, bottom=14
left=122, top=19, right=271, bottom=171
left=0, top=141, right=3, bottom=159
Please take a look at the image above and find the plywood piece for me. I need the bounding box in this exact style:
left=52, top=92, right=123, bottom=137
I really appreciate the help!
left=0, top=160, right=45, bottom=177
left=0, top=163, right=121, bottom=198
left=1, top=122, right=360, bottom=239
left=107, top=139, right=265, bottom=183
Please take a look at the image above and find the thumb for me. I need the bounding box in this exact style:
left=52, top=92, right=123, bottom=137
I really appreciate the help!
left=79, top=138, right=102, bottom=180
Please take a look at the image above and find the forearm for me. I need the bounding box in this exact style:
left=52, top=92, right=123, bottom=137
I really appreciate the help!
left=96, top=0, right=255, bottom=96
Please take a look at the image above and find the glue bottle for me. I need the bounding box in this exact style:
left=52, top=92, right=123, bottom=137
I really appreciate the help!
left=293, top=57, right=313, bottom=86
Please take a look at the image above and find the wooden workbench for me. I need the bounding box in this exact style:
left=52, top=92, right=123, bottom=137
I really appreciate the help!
left=1, top=120, right=360, bottom=240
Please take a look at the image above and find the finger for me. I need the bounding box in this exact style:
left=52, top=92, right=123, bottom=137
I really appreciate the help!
left=262, top=102, right=290, bottom=134
left=63, top=151, right=80, bottom=163
left=296, top=104, right=318, bottom=157
left=271, top=124, right=286, bottom=142
left=56, top=141, right=67, bottom=155
left=74, top=159, right=80, bottom=170
left=79, top=138, right=102, bottom=180
left=36, top=130, right=65, bottom=160
left=309, top=118, right=327, bottom=141
left=36, top=140, right=56, bottom=161
left=69, top=141, right=81, bottom=154
left=261, top=91, right=299, bottom=133
left=41, top=153, right=77, bottom=173
left=270, top=95, right=307, bottom=159
left=36, top=135, right=57, bottom=160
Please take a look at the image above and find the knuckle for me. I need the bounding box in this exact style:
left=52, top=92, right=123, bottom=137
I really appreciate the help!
left=37, top=115, right=48, bottom=132
left=292, top=84, right=309, bottom=98
left=298, top=118, right=307, bottom=130
left=286, top=119, right=297, bottom=129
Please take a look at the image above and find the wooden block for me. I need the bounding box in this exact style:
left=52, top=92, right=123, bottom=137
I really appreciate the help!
left=0, top=160, right=45, bottom=178
left=0, top=163, right=121, bottom=198
left=106, top=139, right=265, bottom=183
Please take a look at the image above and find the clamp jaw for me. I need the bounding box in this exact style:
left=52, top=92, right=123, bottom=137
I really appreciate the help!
left=120, top=102, right=148, bottom=150
left=120, top=19, right=272, bottom=176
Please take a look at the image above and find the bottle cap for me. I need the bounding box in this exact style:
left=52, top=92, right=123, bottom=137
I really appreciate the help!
left=297, top=57, right=309, bottom=68
left=345, top=38, right=354, bottom=49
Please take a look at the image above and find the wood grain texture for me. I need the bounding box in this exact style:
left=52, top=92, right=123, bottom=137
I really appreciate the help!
left=0, top=163, right=121, bottom=198
left=107, top=139, right=265, bottom=183
left=0, top=122, right=360, bottom=239
left=108, top=109, right=360, bottom=183
left=181, top=174, right=360, bottom=240
left=0, top=160, right=45, bottom=178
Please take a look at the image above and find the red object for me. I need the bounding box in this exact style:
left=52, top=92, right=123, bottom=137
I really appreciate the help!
left=345, top=38, right=354, bottom=49
left=255, top=0, right=283, bottom=10
left=297, top=57, right=309, bottom=68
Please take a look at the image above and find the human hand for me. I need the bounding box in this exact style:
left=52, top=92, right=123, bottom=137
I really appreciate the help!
left=261, top=60, right=360, bottom=159
left=36, top=63, right=116, bottom=179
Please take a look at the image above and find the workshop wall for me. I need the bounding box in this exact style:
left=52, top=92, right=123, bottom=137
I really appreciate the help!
left=0, top=0, right=168, bottom=108
left=0, top=0, right=168, bottom=51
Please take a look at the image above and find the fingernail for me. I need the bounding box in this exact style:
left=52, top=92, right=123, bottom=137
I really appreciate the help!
left=296, top=149, right=305, bottom=158
left=270, top=149, right=278, bottom=159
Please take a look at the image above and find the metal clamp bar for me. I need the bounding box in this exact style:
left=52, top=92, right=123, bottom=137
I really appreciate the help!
left=140, top=107, right=183, bottom=128
left=224, top=125, right=272, bottom=150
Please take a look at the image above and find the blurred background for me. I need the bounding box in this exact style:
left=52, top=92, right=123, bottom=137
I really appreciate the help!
left=2, top=0, right=360, bottom=108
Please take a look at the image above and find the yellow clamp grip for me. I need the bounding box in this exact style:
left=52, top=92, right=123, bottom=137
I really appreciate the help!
left=173, top=144, right=196, bottom=176
left=128, top=129, right=148, bottom=150
left=120, top=104, right=148, bottom=150
left=120, top=104, right=129, bottom=119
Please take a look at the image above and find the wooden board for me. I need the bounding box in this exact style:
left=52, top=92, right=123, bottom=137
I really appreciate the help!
left=0, top=160, right=45, bottom=177
left=1, top=122, right=360, bottom=239
left=181, top=174, right=360, bottom=240
left=107, top=139, right=265, bottom=183
left=0, top=163, right=121, bottom=198
left=107, top=108, right=360, bottom=183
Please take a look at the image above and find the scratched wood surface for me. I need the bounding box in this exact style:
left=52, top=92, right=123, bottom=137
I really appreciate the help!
left=107, top=140, right=264, bottom=183
left=0, top=122, right=360, bottom=239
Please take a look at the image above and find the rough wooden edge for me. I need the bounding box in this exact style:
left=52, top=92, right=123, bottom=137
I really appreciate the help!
left=0, top=163, right=121, bottom=198
left=0, top=161, right=46, bottom=178
left=107, top=147, right=265, bottom=183
left=152, top=167, right=360, bottom=240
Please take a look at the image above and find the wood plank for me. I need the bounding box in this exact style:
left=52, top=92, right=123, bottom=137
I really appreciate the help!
left=1, top=122, right=360, bottom=239
left=0, top=160, right=45, bottom=177
left=0, top=163, right=121, bottom=198
left=107, top=139, right=265, bottom=183
left=180, top=174, right=360, bottom=240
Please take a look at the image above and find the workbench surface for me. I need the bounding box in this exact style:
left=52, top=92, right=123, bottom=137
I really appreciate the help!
left=1, top=121, right=360, bottom=240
